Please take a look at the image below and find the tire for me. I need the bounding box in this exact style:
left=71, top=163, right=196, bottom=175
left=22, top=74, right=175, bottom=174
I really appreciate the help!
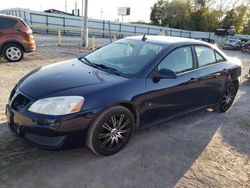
left=3, top=43, right=24, bottom=62
left=214, top=82, right=238, bottom=113
left=87, top=106, right=135, bottom=156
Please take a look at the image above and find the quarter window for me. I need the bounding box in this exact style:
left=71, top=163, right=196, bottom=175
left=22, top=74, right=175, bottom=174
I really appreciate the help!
left=195, top=46, right=216, bottom=67
left=0, top=18, right=17, bottom=29
left=215, top=52, right=225, bottom=62
left=158, top=46, right=193, bottom=74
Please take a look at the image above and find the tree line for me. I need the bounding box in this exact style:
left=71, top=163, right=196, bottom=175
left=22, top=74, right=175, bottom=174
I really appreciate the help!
left=150, top=0, right=250, bottom=34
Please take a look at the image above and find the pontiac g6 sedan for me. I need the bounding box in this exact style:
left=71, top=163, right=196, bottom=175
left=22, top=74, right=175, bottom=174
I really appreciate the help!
left=6, top=36, right=241, bottom=155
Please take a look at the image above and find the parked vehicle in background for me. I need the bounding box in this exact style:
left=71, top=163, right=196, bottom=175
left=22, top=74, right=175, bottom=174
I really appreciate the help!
left=0, top=14, right=35, bottom=62
left=227, top=26, right=236, bottom=36
left=223, top=36, right=241, bottom=50
left=215, top=26, right=236, bottom=36
left=241, top=41, right=250, bottom=53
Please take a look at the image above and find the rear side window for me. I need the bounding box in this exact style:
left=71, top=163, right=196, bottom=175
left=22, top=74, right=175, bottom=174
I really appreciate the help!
left=158, top=46, right=193, bottom=74
left=0, top=18, right=17, bottom=29
left=195, top=46, right=216, bottom=67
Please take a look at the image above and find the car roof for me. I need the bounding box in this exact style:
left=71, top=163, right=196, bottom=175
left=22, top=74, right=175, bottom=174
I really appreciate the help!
left=126, top=35, right=210, bottom=46
left=0, top=14, right=20, bottom=20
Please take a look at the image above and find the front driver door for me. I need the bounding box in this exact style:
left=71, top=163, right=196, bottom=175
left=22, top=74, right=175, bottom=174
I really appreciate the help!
left=142, top=46, right=201, bottom=126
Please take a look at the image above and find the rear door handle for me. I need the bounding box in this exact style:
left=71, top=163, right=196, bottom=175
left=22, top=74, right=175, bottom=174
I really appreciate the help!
left=221, top=69, right=230, bottom=75
left=188, top=78, right=198, bottom=83
left=222, top=69, right=228, bottom=73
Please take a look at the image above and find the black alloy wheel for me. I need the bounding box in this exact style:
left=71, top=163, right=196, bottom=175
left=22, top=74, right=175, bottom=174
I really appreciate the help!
left=215, top=82, right=238, bottom=112
left=87, top=106, right=135, bottom=156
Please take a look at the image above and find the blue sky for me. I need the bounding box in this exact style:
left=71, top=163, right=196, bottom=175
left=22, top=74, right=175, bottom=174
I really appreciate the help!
left=0, top=0, right=158, bottom=22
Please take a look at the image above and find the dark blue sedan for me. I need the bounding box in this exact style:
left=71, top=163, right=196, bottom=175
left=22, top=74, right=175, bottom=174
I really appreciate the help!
left=6, top=36, right=241, bottom=155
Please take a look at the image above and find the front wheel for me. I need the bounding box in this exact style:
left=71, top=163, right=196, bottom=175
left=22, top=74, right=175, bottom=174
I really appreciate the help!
left=214, top=82, right=238, bottom=113
left=87, top=106, right=135, bottom=156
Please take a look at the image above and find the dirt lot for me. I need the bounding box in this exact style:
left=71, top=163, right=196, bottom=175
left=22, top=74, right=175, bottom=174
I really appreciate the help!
left=0, top=36, right=250, bottom=188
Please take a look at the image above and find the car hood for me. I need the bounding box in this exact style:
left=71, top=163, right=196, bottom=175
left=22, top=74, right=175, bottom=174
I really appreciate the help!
left=18, top=59, right=125, bottom=99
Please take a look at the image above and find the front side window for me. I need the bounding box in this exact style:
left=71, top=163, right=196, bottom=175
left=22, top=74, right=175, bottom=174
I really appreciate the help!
left=0, top=18, right=17, bottom=29
left=83, top=39, right=165, bottom=75
left=195, top=46, right=216, bottom=67
left=158, top=46, right=193, bottom=74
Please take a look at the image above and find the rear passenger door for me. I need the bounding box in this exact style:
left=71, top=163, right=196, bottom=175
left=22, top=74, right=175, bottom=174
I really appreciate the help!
left=193, top=45, right=227, bottom=105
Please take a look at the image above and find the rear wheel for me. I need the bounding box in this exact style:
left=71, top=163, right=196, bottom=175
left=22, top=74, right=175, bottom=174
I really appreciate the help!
left=215, top=82, right=238, bottom=112
left=87, top=106, right=135, bottom=156
left=3, top=43, right=23, bottom=62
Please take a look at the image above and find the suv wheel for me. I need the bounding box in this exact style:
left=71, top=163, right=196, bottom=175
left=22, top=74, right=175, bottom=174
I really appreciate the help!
left=87, top=106, right=135, bottom=156
left=3, top=43, right=23, bottom=62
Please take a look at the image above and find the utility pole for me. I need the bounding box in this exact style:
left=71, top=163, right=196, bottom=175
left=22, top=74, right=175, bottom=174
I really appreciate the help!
left=84, top=0, right=88, bottom=48
left=81, top=0, right=84, bottom=45
left=81, top=0, right=88, bottom=47
left=65, top=0, right=67, bottom=12
left=101, top=8, right=103, bottom=20
left=75, top=1, right=77, bottom=15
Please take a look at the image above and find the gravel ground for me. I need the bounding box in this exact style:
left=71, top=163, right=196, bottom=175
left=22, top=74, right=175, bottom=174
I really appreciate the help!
left=0, top=35, right=250, bottom=187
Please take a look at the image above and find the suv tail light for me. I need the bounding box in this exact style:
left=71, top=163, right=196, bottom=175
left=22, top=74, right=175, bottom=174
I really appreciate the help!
left=18, top=28, right=33, bottom=35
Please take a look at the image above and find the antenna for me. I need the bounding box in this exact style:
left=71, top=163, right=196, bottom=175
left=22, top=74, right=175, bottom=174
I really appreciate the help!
left=142, top=34, right=147, bottom=41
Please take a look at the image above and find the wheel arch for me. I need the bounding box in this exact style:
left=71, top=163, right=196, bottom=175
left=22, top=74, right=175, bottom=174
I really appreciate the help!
left=90, top=101, right=141, bottom=131
left=232, top=79, right=239, bottom=89
left=118, top=102, right=141, bottom=131
left=0, top=41, right=25, bottom=55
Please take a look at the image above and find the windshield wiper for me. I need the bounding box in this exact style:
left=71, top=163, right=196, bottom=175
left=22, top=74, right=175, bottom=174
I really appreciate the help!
left=80, top=57, right=121, bottom=76
left=93, top=64, right=121, bottom=76
left=80, top=57, right=96, bottom=67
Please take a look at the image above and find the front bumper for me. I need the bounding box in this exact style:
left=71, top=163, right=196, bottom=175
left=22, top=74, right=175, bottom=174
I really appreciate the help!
left=5, top=92, right=100, bottom=149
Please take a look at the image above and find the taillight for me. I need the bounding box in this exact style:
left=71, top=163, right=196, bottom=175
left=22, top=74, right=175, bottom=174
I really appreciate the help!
left=17, top=28, right=33, bottom=35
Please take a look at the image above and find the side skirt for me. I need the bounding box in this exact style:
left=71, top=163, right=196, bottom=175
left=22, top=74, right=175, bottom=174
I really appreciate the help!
left=138, top=104, right=216, bottom=131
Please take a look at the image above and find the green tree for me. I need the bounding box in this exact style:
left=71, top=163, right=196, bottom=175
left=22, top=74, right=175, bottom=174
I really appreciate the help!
left=222, top=5, right=248, bottom=33
left=150, top=0, right=250, bottom=34
left=150, top=0, right=168, bottom=25
left=242, top=11, right=250, bottom=34
left=150, top=0, right=192, bottom=30
left=208, top=10, right=224, bottom=31
left=190, top=8, right=207, bottom=31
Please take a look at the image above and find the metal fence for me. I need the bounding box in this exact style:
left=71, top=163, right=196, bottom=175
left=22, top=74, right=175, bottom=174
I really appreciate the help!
left=1, top=8, right=249, bottom=41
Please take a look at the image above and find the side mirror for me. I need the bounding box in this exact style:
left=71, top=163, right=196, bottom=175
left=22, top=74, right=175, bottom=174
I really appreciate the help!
left=153, top=68, right=177, bottom=80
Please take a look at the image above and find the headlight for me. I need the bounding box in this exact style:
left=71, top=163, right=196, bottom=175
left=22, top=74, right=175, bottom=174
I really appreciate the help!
left=28, top=96, right=84, bottom=115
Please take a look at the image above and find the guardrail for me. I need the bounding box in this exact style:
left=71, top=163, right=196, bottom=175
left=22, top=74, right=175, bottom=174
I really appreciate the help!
left=0, top=8, right=220, bottom=40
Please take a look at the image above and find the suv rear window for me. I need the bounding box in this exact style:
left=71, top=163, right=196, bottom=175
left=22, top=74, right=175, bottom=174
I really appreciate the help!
left=0, top=18, right=17, bottom=29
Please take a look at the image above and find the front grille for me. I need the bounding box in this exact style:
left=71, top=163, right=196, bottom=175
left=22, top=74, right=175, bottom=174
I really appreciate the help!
left=11, top=94, right=30, bottom=111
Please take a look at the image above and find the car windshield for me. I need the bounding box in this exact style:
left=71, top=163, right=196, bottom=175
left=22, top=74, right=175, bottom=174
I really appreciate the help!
left=81, top=39, right=165, bottom=76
